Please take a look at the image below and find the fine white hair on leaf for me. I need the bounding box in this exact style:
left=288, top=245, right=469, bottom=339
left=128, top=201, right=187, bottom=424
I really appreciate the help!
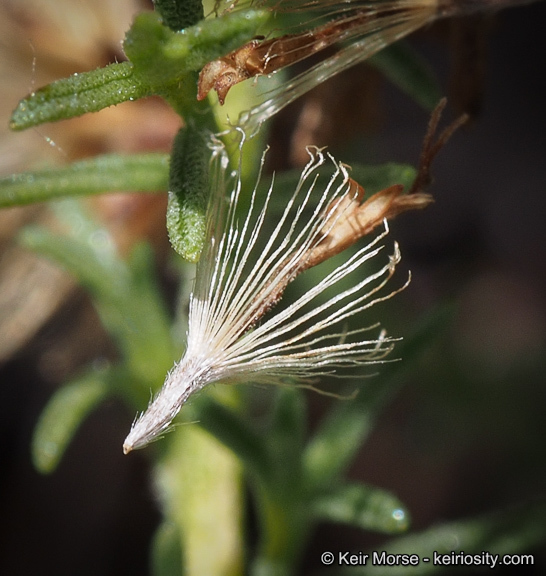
left=123, top=137, right=407, bottom=453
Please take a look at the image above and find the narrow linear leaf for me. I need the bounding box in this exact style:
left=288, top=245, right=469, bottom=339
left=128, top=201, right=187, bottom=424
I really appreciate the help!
left=166, top=125, right=209, bottom=262
left=303, top=380, right=393, bottom=493
left=10, top=62, right=148, bottom=131
left=20, top=225, right=127, bottom=305
left=369, top=42, right=442, bottom=112
left=313, top=482, right=410, bottom=534
left=21, top=222, right=142, bottom=370
left=123, top=243, right=177, bottom=382
left=0, top=153, right=169, bottom=207
left=32, top=371, right=109, bottom=473
left=340, top=498, right=546, bottom=575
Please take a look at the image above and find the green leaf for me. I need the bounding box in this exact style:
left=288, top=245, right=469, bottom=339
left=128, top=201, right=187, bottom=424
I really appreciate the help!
left=11, top=9, right=269, bottom=131
left=312, top=482, right=410, bottom=534
left=0, top=153, right=169, bottom=207
left=19, top=226, right=126, bottom=308
left=340, top=498, right=546, bottom=574
left=124, top=243, right=178, bottom=382
left=10, top=62, right=148, bottom=131
left=369, top=42, right=442, bottom=112
left=303, top=381, right=394, bottom=494
left=166, top=125, right=210, bottom=262
left=31, top=370, right=109, bottom=473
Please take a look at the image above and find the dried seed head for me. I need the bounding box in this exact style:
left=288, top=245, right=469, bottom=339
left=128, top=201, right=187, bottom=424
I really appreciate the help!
left=123, top=99, right=465, bottom=453
left=123, top=140, right=415, bottom=453
left=199, top=0, right=439, bottom=131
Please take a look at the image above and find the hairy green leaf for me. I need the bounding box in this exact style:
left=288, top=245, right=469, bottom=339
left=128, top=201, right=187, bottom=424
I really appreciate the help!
left=166, top=125, right=210, bottom=261
left=124, top=10, right=269, bottom=88
left=10, top=62, right=148, bottom=131
left=11, top=8, right=269, bottom=130
left=0, top=154, right=169, bottom=207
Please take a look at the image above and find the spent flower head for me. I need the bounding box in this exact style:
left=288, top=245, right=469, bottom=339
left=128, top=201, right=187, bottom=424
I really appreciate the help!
left=199, top=0, right=520, bottom=133
left=123, top=133, right=434, bottom=453
left=201, top=0, right=440, bottom=132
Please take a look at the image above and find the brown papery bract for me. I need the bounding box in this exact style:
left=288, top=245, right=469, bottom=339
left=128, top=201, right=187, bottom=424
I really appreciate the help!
left=198, top=0, right=438, bottom=105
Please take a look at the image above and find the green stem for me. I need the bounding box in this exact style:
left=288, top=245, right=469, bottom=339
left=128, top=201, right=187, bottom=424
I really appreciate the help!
left=251, top=487, right=310, bottom=576
left=194, top=396, right=271, bottom=480
left=11, top=9, right=270, bottom=131
left=155, top=422, right=244, bottom=576
left=250, top=389, right=311, bottom=576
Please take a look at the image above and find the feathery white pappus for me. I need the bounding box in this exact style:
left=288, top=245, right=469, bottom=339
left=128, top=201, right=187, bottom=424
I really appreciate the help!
left=123, top=139, right=409, bottom=454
